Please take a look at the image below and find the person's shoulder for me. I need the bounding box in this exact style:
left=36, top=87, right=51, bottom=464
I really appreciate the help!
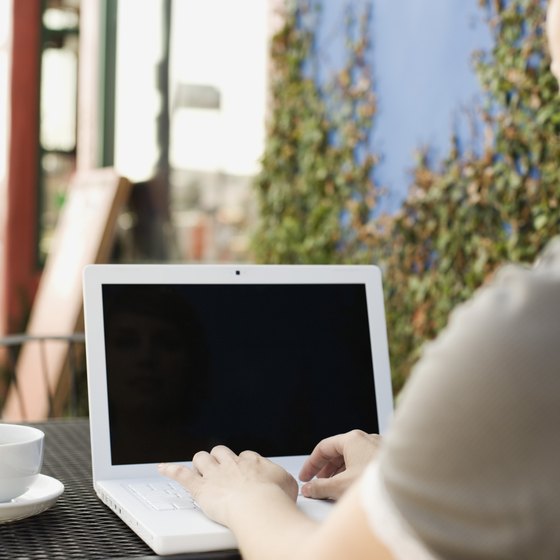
left=379, top=238, right=560, bottom=559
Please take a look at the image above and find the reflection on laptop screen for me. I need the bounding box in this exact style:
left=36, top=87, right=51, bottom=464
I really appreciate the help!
left=102, top=284, right=378, bottom=465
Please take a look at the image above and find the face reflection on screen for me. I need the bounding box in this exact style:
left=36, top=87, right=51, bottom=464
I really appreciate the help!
left=107, top=312, right=191, bottom=410
left=103, top=284, right=378, bottom=465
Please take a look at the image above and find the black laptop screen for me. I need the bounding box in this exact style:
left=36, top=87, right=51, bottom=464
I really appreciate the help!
left=102, top=283, right=378, bottom=465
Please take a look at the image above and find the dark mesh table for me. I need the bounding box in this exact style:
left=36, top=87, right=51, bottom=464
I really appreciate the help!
left=0, top=419, right=241, bottom=560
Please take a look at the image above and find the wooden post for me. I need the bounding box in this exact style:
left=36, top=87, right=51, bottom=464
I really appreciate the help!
left=2, top=0, right=42, bottom=335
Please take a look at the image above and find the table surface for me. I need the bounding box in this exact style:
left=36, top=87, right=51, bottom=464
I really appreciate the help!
left=0, top=419, right=241, bottom=560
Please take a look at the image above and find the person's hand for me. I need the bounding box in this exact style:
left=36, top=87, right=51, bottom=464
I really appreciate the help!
left=299, top=430, right=382, bottom=500
left=158, top=446, right=298, bottom=527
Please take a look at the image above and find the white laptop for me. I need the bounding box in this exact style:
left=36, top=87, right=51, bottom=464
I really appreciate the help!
left=83, top=264, right=393, bottom=555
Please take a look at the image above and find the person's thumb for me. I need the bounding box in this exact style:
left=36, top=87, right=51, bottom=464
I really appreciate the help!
left=301, top=474, right=347, bottom=500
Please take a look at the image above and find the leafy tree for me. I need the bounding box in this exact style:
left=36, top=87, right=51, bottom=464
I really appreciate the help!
left=253, top=0, right=560, bottom=393
left=252, top=1, right=380, bottom=264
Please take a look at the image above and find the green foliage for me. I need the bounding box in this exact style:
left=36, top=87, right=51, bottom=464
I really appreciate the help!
left=368, top=0, right=560, bottom=390
left=251, top=2, right=380, bottom=264
left=252, top=0, right=560, bottom=394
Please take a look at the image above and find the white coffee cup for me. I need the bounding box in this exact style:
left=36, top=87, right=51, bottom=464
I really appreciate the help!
left=0, top=424, right=44, bottom=502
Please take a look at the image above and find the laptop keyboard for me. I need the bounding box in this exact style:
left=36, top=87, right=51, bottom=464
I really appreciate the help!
left=127, top=481, right=198, bottom=511
left=127, top=478, right=306, bottom=512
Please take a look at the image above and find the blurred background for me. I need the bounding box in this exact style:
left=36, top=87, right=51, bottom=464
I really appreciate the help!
left=1, top=0, right=557, bottom=420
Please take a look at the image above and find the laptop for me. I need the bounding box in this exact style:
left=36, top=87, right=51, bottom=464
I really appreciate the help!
left=83, top=264, right=393, bottom=555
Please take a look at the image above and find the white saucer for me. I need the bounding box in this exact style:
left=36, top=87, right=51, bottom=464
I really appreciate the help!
left=0, top=474, right=64, bottom=523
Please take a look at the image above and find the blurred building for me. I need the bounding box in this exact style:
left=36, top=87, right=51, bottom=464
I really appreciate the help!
left=0, top=0, right=275, bottom=337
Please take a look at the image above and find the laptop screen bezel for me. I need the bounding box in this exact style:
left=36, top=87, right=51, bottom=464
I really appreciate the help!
left=83, top=264, right=393, bottom=481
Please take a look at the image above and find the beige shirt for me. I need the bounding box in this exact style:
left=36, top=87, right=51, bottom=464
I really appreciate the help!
left=363, top=238, right=560, bottom=559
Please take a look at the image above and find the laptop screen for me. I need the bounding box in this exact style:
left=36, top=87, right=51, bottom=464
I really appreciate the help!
left=102, top=283, right=378, bottom=465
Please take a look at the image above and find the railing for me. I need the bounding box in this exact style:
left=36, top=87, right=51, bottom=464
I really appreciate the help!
left=0, top=333, right=87, bottom=420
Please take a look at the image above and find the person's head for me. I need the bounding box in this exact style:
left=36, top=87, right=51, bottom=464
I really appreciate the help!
left=547, top=0, right=560, bottom=82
